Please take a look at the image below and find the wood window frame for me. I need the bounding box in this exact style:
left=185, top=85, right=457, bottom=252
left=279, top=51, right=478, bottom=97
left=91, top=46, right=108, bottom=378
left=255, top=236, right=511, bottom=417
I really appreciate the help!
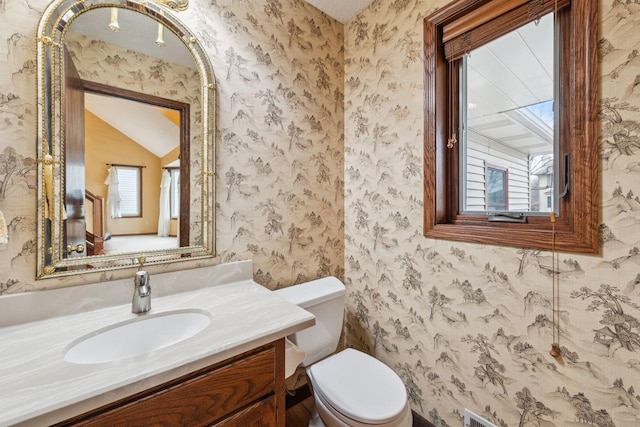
left=423, top=0, right=598, bottom=253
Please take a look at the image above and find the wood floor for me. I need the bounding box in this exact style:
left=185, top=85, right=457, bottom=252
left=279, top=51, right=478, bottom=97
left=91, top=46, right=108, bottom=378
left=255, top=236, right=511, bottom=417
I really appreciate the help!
left=285, top=396, right=315, bottom=427
left=285, top=396, right=431, bottom=427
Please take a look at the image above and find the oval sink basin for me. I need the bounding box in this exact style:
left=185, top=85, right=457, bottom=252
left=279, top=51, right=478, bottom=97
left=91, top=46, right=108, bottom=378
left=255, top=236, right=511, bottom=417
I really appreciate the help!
left=64, top=310, right=211, bottom=364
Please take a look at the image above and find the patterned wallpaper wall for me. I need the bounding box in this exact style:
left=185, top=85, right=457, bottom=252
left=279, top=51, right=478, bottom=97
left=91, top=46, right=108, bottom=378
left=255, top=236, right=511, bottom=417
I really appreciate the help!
left=0, top=0, right=344, bottom=292
left=343, top=0, right=640, bottom=426
left=3, top=0, right=640, bottom=425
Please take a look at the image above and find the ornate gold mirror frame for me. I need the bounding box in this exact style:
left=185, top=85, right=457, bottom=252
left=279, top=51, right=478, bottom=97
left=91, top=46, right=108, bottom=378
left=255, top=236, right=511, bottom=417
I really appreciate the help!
left=36, top=0, right=216, bottom=279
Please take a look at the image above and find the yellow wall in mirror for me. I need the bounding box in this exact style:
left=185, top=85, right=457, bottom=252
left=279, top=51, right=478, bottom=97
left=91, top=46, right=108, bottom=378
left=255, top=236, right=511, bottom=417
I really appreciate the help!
left=157, top=108, right=181, bottom=127
left=85, top=111, right=162, bottom=236
left=161, top=146, right=180, bottom=166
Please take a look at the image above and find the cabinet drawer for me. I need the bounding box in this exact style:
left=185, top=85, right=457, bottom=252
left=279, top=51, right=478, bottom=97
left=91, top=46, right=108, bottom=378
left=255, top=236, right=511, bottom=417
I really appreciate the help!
left=68, top=346, right=276, bottom=427
left=214, top=395, right=276, bottom=427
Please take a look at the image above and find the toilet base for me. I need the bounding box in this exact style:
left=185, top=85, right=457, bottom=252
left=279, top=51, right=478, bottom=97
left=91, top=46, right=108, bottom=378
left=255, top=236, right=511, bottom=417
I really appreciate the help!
left=308, top=405, right=325, bottom=427
left=309, top=390, right=413, bottom=427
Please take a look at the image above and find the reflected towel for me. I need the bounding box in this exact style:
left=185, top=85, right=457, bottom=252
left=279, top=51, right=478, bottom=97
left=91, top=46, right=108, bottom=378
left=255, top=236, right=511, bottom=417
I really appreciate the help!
left=0, top=209, right=7, bottom=246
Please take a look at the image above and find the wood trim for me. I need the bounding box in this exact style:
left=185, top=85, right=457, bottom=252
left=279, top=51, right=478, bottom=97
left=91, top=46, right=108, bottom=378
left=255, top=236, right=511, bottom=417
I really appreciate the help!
left=442, top=0, right=529, bottom=42
left=444, top=0, right=570, bottom=60
left=274, top=338, right=285, bottom=427
left=214, top=395, right=276, bottom=427
left=179, top=103, right=190, bottom=248
left=85, top=190, right=104, bottom=238
left=423, top=0, right=598, bottom=253
left=80, top=80, right=191, bottom=246
left=85, top=231, right=103, bottom=256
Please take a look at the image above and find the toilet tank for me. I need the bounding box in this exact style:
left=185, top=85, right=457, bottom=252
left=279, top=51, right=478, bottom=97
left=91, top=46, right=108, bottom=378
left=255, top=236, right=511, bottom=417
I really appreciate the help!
left=274, top=277, right=345, bottom=366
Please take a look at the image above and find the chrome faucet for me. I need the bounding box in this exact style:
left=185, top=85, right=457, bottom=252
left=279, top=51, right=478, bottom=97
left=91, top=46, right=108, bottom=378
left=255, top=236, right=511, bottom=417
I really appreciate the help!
left=132, top=270, right=151, bottom=313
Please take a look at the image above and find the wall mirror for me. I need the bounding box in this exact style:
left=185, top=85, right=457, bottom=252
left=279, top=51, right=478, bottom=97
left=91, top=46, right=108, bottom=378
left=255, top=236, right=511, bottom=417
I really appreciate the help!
left=36, top=0, right=216, bottom=278
left=424, top=0, right=598, bottom=253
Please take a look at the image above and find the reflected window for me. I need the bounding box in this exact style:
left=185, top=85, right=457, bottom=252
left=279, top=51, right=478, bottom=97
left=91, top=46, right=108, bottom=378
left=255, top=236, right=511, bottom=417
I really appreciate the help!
left=114, top=165, right=142, bottom=217
left=486, top=165, right=508, bottom=211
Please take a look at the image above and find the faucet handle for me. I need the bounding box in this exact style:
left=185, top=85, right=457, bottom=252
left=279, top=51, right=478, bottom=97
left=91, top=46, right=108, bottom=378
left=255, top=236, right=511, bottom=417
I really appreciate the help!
left=135, top=270, right=149, bottom=288
left=132, top=270, right=151, bottom=313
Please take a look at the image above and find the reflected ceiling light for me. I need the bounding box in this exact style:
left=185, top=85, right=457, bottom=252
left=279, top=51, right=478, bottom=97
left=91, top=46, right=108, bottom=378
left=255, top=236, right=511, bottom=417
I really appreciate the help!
left=108, top=7, right=120, bottom=32
left=156, top=23, right=166, bottom=47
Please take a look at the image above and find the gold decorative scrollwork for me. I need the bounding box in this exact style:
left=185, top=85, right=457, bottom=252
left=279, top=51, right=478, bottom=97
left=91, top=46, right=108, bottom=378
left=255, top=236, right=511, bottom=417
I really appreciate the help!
left=37, top=36, right=53, bottom=45
left=67, top=243, right=85, bottom=254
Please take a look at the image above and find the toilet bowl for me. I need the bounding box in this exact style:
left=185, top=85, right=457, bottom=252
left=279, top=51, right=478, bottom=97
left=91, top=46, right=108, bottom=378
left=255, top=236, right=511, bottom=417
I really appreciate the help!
left=275, top=277, right=412, bottom=427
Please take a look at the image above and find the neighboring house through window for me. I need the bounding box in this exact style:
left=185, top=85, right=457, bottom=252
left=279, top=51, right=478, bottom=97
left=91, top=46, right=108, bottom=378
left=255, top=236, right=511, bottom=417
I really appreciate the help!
left=486, top=165, right=508, bottom=211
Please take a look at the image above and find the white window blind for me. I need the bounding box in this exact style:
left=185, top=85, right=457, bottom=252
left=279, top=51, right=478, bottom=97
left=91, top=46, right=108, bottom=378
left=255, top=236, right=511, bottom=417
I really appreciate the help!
left=114, top=166, right=141, bottom=217
left=170, top=169, right=180, bottom=219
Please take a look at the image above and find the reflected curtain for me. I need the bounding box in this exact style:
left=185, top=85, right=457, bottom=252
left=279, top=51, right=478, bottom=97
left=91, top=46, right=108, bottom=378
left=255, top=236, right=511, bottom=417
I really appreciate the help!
left=158, top=170, right=171, bottom=237
left=105, top=167, right=121, bottom=220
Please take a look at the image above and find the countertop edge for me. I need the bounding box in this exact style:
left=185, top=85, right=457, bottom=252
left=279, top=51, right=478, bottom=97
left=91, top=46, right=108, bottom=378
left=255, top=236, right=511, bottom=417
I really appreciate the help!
left=12, top=316, right=315, bottom=427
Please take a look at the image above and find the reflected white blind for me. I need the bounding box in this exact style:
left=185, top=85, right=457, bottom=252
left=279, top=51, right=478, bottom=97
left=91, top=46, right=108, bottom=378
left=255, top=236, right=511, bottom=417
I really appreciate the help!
left=115, top=166, right=141, bottom=217
left=170, top=169, right=180, bottom=219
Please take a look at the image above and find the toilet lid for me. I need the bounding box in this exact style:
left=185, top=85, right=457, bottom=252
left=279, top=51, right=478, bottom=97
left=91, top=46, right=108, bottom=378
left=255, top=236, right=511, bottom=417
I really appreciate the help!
left=308, top=348, right=408, bottom=424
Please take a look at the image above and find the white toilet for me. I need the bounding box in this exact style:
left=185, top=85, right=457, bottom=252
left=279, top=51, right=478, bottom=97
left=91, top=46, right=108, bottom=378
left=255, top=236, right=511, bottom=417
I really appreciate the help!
left=275, top=277, right=413, bottom=427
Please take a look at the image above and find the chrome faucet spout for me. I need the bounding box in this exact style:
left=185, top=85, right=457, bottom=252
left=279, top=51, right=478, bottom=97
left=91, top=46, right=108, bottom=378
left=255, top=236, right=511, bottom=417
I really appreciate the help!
left=132, top=270, right=151, bottom=313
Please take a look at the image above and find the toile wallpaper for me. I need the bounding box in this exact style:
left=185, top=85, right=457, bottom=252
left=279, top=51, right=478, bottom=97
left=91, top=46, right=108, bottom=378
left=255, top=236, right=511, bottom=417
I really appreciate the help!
left=343, top=0, right=640, bottom=426
left=2, top=0, right=640, bottom=425
left=0, top=0, right=344, bottom=291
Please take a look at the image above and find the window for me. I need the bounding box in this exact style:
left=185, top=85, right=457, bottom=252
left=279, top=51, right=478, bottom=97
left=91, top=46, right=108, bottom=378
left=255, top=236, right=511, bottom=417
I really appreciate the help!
left=114, top=165, right=142, bottom=218
left=423, top=0, right=598, bottom=253
left=461, top=18, right=555, bottom=215
left=169, top=168, right=180, bottom=220
left=486, top=166, right=508, bottom=211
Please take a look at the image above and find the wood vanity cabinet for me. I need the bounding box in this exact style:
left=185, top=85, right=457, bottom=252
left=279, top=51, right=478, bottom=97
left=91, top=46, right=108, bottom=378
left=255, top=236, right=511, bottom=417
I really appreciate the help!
left=55, top=339, right=285, bottom=427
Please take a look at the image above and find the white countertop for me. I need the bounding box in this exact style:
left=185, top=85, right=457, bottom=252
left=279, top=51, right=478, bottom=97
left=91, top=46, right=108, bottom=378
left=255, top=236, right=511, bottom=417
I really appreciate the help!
left=0, top=275, right=314, bottom=426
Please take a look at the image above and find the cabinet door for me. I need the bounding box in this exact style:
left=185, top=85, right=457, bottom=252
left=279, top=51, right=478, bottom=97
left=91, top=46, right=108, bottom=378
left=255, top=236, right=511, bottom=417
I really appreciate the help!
left=214, top=395, right=276, bottom=427
left=63, top=346, right=276, bottom=427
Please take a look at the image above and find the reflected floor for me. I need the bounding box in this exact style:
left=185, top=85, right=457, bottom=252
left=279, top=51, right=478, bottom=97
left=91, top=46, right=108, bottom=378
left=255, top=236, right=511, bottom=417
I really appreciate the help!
left=103, top=235, right=178, bottom=255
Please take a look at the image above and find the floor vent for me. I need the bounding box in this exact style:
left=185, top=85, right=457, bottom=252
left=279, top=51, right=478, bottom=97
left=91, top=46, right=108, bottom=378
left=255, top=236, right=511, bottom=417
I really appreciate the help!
left=464, top=409, right=497, bottom=427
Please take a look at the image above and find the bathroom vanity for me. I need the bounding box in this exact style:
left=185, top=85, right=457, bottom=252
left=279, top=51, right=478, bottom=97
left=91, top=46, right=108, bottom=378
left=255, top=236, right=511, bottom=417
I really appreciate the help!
left=0, top=261, right=314, bottom=426
left=56, top=340, right=285, bottom=426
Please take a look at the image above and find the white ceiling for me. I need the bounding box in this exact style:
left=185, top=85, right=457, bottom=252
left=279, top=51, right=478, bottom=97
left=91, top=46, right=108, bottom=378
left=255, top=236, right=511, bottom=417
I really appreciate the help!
left=85, top=92, right=179, bottom=158
left=466, top=14, right=554, bottom=156
left=68, top=7, right=196, bottom=69
left=305, top=0, right=373, bottom=23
